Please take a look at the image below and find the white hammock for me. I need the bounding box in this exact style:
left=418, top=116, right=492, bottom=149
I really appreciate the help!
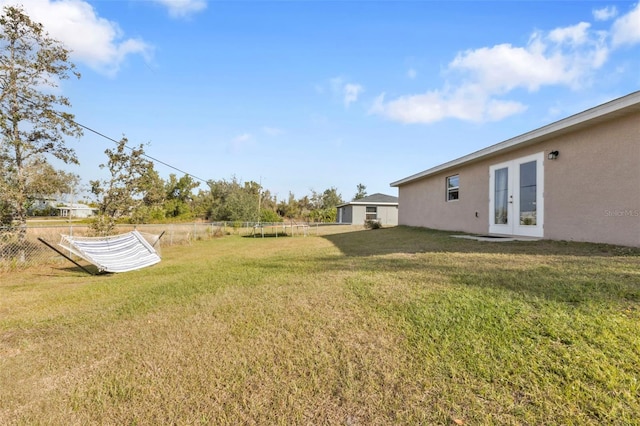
left=59, top=230, right=161, bottom=273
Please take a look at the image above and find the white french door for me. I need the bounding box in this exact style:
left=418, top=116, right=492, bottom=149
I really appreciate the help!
left=489, top=152, right=544, bottom=237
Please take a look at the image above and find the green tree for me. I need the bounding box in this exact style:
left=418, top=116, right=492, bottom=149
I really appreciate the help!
left=231, top=180, right=261, bottom=222
left=0, top=6, right=82, bottom=238
left=321, top=187, right=343, bottom=209
left=130, top=168, right=166, bottom=223
left=308, top=187, right=342, bottom=222
left=164, top=174, right=199, bottom=219
left=0, top=198, right=11, bottom=225
left=276, top=192, right=300, bottom=219
left=353, top=183, right=367, bottom=200
left=258, top=188, right=278, bottom=219
left=297, top=195, right=314, bottom=221
left=206, top=177, right=261, bottom=222
left=24, top=158, right=79, bottom=215
left=259, top=208, right=282, bottom=223
left=206, top=179, right=233, bottom=221
left=192, top=187, right=213, bottom=220
left=90, top=137, right=154, bottom=235
left=141, top=168, right=166, bottom=208
left=55, top=170, right=82, bottom=206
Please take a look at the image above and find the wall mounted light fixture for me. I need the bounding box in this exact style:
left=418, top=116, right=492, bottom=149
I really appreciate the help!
left=548, top=150, right=559, bottom=160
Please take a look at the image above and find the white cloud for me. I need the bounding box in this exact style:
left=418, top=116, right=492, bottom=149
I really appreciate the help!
left=371, top=13, right=623, bottom=124
left=0, top=0, right=152, bottom=76
left=548, top=22, right=591, bottom=46
left=329, top=77, right=344, bottom=95
left=233, top=133, right=252, bottom=143
left=450, top=27, right=609, bottom=92
left=611, top=2, right=640, bottom=47
left=230, top=133, right=254, bottom=152
left=262, top=126, right=284, bottom=136
left=228, top=133, right=256, bottom=154
left=407, top=68, right=417, bottom=79
left=593, top=6, right=618, bottom=21
left=370, top=88, right=527, bottom=124
left=329, top=77, right=364, bottom=107
left=485, top=97, right=529, bottom=121
left=153, top=0, right=207, bottom=18
left=343, top=83, right=363, bottom=107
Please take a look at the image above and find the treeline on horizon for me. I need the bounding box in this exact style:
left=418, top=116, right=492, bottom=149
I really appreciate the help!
left=0, top=5, right=366, bottom=238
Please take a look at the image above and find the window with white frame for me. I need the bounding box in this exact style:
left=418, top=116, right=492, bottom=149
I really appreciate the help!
left=446, top=175, right=459, bottom=201
left=365, top=206, right=377, bottom=220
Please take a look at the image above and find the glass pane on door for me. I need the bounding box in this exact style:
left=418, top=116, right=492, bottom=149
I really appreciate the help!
left=494, top=167, right=509, bottom=224
left=519, top=161, right=537, bottom=226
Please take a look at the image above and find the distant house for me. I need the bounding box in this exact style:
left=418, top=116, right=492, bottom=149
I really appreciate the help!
left=57, top=203, right=98, bottom=219
left=28, top=197, right=58, bottom=215
left=337, top=193, right=399, bottom=226
left=390, top=91, right=640, bottom=247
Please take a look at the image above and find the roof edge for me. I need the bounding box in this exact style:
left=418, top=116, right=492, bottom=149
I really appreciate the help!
left=390, top=91, right=640, bottom=187
left=336, top=201, right=399, bottom=208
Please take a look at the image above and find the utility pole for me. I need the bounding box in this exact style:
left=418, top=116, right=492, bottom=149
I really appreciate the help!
left=257, top=176, right=262, bottom=220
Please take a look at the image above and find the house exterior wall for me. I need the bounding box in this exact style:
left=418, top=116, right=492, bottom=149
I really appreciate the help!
left=398, top=112, right=639, bottom=247
left=59, top=208, right=96, bottom=218
left=376, top=205, right=399, bottom=226
left=338, top=204, right=399, bottom=225
left=398, top=167, right=488, bottom=234
left=74, top=209, right=95, bottom=218
left=351, top=206, right=366, bottom=224
left=31, top=199, right=57, bottom=210
left=338, top=206, right=353, bottom=224
left=543, top=113, right=638, bottom=246
left=351, top=205, right=398, bottom=226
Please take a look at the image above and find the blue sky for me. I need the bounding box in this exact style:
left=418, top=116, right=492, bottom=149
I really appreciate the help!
left=6, top=0, right=640, bottom=202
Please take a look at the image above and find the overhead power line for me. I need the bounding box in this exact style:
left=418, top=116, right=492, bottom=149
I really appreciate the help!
left=16, top=94, right=209, bottom=184
left=71, top=119, right=209, bottom=184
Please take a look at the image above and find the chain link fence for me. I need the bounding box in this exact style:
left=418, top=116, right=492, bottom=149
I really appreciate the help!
left=0, top=221, right=357, bottom=272
left=0, top=222, right=227, bottom=273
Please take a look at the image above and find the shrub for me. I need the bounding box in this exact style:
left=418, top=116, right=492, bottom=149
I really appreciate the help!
left=364, top=219, right=382, bottom=229
left=260, top=209, right=283, bottom=223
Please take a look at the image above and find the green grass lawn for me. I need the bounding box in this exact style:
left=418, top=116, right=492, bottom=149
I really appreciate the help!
left=1, top=226, right=639, bottom=425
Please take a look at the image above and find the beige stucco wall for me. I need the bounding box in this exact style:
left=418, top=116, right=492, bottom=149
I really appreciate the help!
left=397, top=112, right=640, bottom=247
left=544, top=113, right=639, bottom=246
left=398, top=168, right=488, bottom=234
